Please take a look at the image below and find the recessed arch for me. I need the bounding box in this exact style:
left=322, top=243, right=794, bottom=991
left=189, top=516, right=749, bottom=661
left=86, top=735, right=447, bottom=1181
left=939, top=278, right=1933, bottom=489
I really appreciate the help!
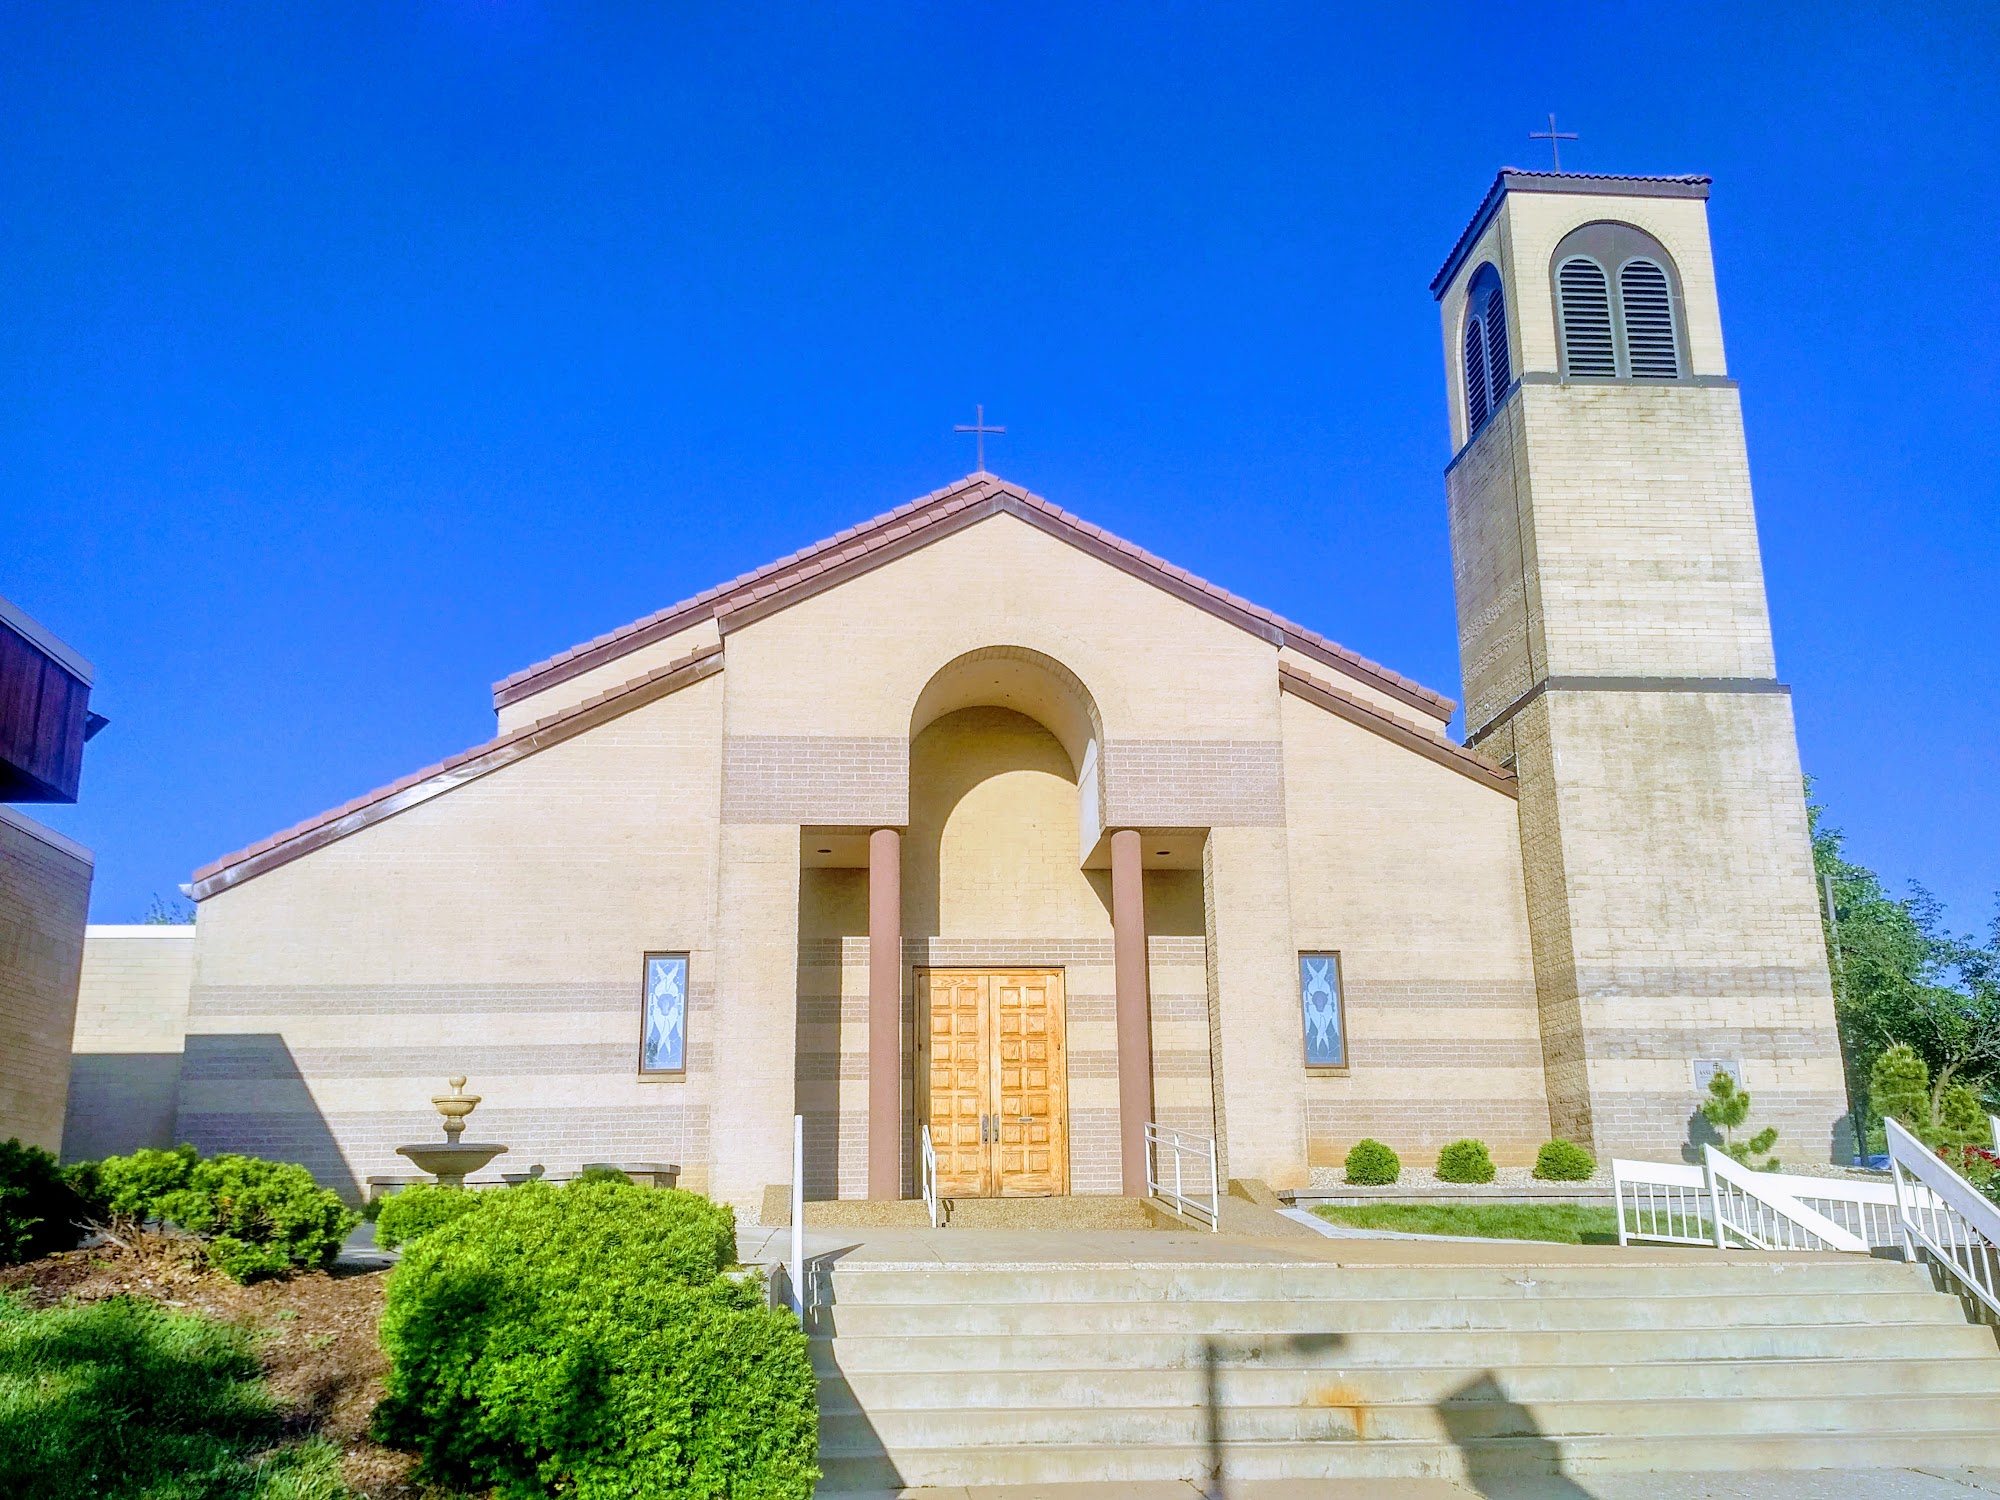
left=1550, top=220, right=1689, bottom=381
left=908, top=645, right=1104, bottom=777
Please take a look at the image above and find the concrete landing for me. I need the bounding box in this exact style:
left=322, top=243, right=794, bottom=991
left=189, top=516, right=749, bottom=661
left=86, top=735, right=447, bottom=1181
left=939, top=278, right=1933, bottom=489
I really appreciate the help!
left=833, top=1472, right=2000, bottom=1499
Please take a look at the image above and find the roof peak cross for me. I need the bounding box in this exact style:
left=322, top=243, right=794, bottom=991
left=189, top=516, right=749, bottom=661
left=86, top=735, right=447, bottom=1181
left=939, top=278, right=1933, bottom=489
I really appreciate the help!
left=953, top=404, right=1006, bottom=474
left=1530, top=113, right=1579, bottom=173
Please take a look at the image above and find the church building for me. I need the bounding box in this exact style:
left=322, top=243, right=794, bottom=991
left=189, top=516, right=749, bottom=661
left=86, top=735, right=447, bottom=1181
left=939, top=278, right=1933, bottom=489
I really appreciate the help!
left=148, top=169, right=1848, bottom=1214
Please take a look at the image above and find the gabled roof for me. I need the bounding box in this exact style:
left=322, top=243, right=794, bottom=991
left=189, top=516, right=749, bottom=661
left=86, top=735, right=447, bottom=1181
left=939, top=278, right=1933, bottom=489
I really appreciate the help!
left=496, top=473, right=1455, bottom=724
left=191, top=643, right=724, bottom=900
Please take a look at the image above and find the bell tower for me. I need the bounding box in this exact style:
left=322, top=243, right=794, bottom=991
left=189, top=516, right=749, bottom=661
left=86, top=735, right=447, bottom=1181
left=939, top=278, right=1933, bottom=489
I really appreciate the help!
left=1433, top=170, right=1848, bottom=1159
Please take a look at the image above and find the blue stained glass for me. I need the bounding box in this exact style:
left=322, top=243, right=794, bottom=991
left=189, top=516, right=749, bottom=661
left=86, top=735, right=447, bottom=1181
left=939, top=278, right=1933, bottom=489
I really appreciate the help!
left=642, top=955, right=687, bottom=1073
left=1299, top=954, right=1345, bottom=1068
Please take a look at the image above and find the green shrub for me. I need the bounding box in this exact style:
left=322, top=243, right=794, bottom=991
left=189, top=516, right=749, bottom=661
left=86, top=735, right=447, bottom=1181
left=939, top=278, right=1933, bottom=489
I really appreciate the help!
left=67, top=1143, right=198, bottom=1225
left=574, top=1165, right=633, bottom=1186
left=1533, top=1140, right=1597, bottom=1181
left=0, top=1139, right=87, bottom=1265
left=375, top=1184, right=484, bottom=1250
left=1435, top=1139, right=1495, bottom=1184
left=374, top=1181, right=816, bottom=1500
left=1344, top=1139, right=1400, bottom=1186
left=153, top=1154, right=358, bottom=1282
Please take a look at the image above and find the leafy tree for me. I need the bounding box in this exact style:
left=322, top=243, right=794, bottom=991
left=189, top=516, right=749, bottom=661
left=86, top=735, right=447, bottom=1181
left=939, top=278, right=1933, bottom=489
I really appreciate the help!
left=142, top=893, right=194, bottom=925
left=1870, top=1043, right=1988, bottom=1152
left=1811, top=789, right=2000, bottom=1145
left=1699, top=1071, right=1779, bottom=1170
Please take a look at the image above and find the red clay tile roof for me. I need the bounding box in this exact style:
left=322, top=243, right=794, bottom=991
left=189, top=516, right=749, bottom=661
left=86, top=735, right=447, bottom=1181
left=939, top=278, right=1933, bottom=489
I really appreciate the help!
left=191, top=643, right=724, bottom=899
left=494, top=473, right=1457, bottom=723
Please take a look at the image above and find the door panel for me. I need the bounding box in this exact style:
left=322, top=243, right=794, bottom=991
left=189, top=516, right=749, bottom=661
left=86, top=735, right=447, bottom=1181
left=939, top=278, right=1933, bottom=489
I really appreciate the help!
left=925, top=971, right=990, bottom=1197
left=919, top=969, right=1068, bottom=1198
left=992, top=971, right=1069, bottom=1196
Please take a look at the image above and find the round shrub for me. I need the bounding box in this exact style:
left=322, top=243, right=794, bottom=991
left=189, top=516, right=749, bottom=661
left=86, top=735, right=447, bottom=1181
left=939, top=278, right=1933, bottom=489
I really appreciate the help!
left=1533, top=1140, right=1598, bottom=1182
left=154, top=1154, right=358, bottom=1282
left=1435, top=1139, right=1495, bottom=1184
left=69, top=1143, right=198, bottom=1225
left=0, top=1138, right=89, bottom=1264
left=375, top=1184, right=485, bottom=1250
left=1344, top=1139, right=1400, bottom=1186
left=374, top=1181, right=816, bottom=1500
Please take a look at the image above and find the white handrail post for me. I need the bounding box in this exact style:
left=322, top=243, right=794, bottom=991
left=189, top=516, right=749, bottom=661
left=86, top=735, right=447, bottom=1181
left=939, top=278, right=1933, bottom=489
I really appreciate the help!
left=789, top=1113, right=805, bottom=1317
left=1889, top=1149, right=1915, bottom=1263
left=1990, top=1114, right=2000, bottom=1155
left=1703, top=1150, right=1726, bottom=1249
left=1207, top=1133, right=1219, bottom=1233
left=1613, top=1160, right=1629, bottom=1246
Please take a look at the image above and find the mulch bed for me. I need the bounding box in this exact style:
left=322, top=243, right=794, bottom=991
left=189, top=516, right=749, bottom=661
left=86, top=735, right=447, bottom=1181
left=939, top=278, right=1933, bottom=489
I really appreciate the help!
left=0, top=1234, right=450, bottom=1498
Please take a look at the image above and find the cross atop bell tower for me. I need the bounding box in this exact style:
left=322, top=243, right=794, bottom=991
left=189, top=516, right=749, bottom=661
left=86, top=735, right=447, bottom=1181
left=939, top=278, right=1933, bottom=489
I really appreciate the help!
left=1430, top=169, right=1848, bottom=1161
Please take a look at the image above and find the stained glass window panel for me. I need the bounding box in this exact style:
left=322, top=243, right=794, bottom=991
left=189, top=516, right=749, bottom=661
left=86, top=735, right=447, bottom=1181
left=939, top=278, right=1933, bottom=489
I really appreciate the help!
left=641, top=954, right=688, bottom=1074
left=1299, top=952, right=1346, bottom=1069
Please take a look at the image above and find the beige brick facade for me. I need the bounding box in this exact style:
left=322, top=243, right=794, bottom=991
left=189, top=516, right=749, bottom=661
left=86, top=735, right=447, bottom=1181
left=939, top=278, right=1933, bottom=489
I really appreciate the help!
left=0, top=808, right=92, bottom=1153
left=65, top=924, right=196, bottom=1161
left=123, top=180, right=1851, bottom=1210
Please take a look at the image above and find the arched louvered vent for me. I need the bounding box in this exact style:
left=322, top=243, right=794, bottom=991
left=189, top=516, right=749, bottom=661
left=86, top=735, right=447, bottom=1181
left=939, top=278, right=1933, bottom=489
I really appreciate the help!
left=1620, top=258, right=1680, bottom=378
left=1557, top=256, right=1617, bottom=378
left=1483, top=287, right=1510, bottom=404
left=1463, top=316, right=1489, bottom=431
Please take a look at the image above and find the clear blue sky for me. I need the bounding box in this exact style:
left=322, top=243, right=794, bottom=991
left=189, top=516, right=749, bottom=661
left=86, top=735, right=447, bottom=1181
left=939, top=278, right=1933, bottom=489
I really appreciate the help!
left=5, top=4, right=1995, bottom=930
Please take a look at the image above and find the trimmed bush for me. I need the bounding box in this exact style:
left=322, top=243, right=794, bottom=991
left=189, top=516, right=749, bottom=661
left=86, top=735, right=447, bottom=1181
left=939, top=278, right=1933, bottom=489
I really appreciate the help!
left=1344, top=1139, right=1400, bottom=1186
left=375, top=1180, right=816, bottom=1500
left=1533, top=1140, right=1597, bottom=1182
left=0, top=1139, right=87, bottom=1265
left=375, top=1183, right=484, bottom=1250
left=153, top=1154, right=357, bottom=1282
left=1435, top=1139, right=1495, bottom=1184
left=67, top=1143, right=198, bottom=1225
left=574, top=1165, right=634, bottom=1186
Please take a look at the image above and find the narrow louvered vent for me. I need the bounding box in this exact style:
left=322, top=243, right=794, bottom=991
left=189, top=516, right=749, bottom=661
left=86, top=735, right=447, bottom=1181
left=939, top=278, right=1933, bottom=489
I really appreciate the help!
left=1620, top=258, right=1680, bottom=378
left=1557, top=257, right=1616, bottom=378
left=1483, top=288, right=1510, bottom=404
left=1463, top=317, right=1489, bottom=431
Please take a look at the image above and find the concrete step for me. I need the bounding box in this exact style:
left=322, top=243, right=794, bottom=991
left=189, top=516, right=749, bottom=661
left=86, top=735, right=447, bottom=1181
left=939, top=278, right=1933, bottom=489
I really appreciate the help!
left=816, top=1429, right=2000, bottom=1489
left=817, top=1391, right=2000, bottom=1451
left=817, top=1288, right=1957, bottom=1337
left=812, top=1319, right=1999, bottom=1370
left=817, top=1355, right=2000, bottom=1409
left=820, top=1257, right=1928, bottom=1304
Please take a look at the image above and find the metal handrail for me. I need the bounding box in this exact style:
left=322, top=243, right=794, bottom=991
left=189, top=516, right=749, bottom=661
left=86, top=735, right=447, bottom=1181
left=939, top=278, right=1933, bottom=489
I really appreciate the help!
left=919, top=1123, right=941, bottom=1229
left=788, top=1112, right=805, bottom=1315
left=1145, top=1122, right=1219, bottom=1231
left=1888, top=1116, right=2000, bottom=1318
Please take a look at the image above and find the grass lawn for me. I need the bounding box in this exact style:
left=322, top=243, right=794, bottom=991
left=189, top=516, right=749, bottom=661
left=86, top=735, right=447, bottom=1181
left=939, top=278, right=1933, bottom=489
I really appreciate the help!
left=1313, top=1201, right=1622, bottom=1244
left=0, top=1292, right=352, bottom=1500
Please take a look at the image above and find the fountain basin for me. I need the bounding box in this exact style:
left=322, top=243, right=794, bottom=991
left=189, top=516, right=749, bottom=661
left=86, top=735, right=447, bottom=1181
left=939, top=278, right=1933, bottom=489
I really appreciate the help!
left=396, top=1141, right=509, bottom=1188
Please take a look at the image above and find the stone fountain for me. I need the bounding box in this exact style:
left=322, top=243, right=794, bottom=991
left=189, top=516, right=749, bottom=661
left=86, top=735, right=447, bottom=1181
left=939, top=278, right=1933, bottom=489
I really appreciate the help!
left=395, top=1076, right=509, bottom=1188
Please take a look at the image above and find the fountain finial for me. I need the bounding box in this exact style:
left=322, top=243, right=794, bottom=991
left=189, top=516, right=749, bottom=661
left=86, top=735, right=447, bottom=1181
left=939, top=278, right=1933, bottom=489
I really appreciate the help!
left=430, top=1075, right=481, bottom=1143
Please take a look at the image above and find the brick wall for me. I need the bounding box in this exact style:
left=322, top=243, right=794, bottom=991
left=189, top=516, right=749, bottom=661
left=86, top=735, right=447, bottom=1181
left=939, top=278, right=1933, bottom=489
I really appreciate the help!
left=0, top=809, right=92, bottom=1152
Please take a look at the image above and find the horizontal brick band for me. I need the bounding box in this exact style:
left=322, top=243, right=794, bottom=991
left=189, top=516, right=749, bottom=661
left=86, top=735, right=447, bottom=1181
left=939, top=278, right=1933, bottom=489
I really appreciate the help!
left=1571, top=965, right=1831, bottom=1000
left=721, top=734, right=907, bottom=825
left=1346, top=978, right=1541, bottom=1010
left=188, top=980, right=673, bottom=1019
left=182, top=1038, right=714, bottom=1080
left=1468, top=674, right=1790, bottom=747
left=1101, top=739, right=1285, bottom=827
left=1583, top=1025, right=1841, bottom=1061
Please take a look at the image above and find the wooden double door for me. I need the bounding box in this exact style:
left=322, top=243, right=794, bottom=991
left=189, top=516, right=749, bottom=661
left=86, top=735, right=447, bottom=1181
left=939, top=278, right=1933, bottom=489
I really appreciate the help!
left=921, top=969, right=1069, bottom=1198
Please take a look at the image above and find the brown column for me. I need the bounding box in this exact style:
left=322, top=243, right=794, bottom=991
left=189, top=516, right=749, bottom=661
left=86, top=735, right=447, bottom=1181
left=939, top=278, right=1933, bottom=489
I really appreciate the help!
left=867, top=827, right=903, bottom=1200
left=1111, top=827, right=1155, bottom=1195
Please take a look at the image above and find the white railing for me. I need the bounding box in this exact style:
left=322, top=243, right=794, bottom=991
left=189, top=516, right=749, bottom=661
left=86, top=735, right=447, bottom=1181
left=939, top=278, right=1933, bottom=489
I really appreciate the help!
left=1146, top=1122, right=1219, bottom=1231
left=1615, top=1151, right=1897, bottom=1251
left=788, top=1112, right=805, bottom=1316
left=1889, top=1116, right=2000, bottom=1318
left=1705, top=1147, right=1869, bottom=1253
left=1612, top=1157, right=1712, bottom=1246
left=919, top=1122, right=941, bottom=1229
